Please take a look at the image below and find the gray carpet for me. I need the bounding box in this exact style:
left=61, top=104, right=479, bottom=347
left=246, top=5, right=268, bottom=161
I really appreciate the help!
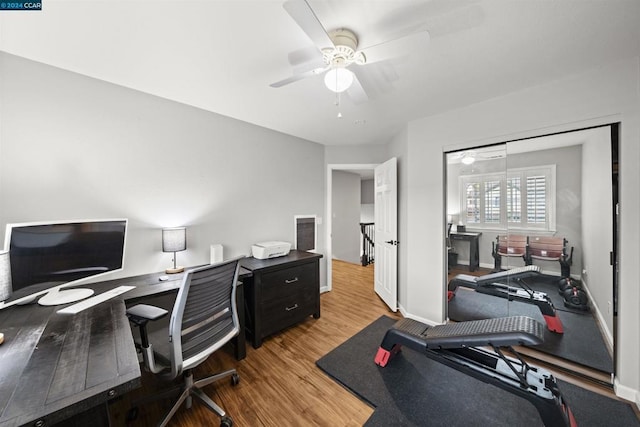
left=317, top=316, right=639, bottom=427
left=448, top=287, right=613, bottom=372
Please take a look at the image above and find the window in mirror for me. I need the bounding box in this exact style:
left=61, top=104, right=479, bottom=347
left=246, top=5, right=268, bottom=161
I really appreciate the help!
left=459, top=165, right=555, bottom=231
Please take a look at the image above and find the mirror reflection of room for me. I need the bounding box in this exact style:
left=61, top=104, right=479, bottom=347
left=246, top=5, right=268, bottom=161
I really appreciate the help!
left=446, top=126, right=616, bottom=379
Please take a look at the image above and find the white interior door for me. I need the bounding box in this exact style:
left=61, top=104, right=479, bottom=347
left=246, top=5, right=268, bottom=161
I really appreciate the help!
left=374, top=157, right=398, bottom=311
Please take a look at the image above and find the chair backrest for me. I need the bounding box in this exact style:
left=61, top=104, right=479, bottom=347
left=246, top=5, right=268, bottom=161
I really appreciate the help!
left=496, top=234, right=527, bottom=256
left=528, top=236, right=565, bottom=260
left=168, top=256, right=244, bottom=379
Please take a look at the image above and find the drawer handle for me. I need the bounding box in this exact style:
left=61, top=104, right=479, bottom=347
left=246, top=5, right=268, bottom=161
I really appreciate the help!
left=285, top=277, right=299, bottom=284
left=285, top=304, right=299, bottom=311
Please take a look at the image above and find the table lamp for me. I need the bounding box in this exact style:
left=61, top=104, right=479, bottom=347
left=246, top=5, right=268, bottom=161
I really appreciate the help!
left=162, top=227, right=186, bottom=274
left=0, top=251, right=10, bottom=302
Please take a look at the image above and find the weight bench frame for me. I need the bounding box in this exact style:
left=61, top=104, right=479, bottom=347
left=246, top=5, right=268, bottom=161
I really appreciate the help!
left=448, top=265, right=563, bottom=334
left=375, top=316, right=577, bottom=427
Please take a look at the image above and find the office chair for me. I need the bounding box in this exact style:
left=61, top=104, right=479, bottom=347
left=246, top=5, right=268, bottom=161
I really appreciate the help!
left=126, top=256, right=244, bottom=427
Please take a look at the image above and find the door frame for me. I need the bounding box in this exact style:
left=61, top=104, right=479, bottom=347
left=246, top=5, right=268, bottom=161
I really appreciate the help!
left=325, top=163, right=378, bottom=292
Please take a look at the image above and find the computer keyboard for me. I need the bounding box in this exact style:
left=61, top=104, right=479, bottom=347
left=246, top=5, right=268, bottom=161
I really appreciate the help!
left=57, top=285, right=136, bottom=314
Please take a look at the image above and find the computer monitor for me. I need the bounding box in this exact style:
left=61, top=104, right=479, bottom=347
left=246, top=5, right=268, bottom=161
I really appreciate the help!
left=1, top=218, right=127, bottom=308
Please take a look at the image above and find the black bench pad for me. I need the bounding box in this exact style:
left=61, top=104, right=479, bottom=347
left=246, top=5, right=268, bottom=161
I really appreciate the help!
left=385, top=316, right=544, bottom=350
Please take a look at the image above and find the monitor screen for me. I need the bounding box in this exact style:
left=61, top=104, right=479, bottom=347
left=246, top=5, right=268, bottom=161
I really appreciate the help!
left=2, top=219, right=127, bottom=306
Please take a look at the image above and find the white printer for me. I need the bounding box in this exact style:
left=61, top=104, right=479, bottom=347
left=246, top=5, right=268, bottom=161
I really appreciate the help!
left=251, top=241, right=291, bottom=260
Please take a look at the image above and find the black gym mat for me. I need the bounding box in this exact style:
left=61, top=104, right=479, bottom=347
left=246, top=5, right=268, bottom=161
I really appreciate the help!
left=448, top=287, right=613, bottom=372
left=316, top=316, right=639, bottom=427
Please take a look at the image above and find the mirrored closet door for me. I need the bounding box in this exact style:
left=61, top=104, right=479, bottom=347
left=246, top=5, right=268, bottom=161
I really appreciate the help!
left=445, top=126, right=617, bottom=378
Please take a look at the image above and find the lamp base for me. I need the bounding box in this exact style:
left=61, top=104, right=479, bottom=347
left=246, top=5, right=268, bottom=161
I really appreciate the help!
left=165, top=266, right=184, bottom=274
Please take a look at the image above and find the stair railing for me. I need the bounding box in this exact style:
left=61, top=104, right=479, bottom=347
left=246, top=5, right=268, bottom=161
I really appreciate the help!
left=360, top=222, right=375, bottom=266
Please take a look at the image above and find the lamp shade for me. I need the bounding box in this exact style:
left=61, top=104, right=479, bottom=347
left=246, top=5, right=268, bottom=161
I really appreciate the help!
left=162, top=227, right=187, bottom=253
left=324, top=68, right=354, bottom=93
left=0, top=251, right=11, bottom=302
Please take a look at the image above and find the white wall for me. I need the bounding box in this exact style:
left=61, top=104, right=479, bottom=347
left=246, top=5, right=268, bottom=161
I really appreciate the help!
left=325, top=145, right=388, bottom=164
left=404, top=57, right=640, bottom=402
left=331, top=170, right=361, bottom=264
left=581, top=127, right=615, bottom=339
left=0, top=53, right=326, bottom=284
left=360, top=204, right=374, bottom=223
left=360, top=179, right=374, bottom=223
left=361, top=179, right=374, bottom=204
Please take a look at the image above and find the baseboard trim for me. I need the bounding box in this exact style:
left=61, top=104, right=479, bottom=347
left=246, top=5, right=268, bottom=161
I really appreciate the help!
left=398, top=303, right=442, bottom=327
left=613, top=379, right=640, bottom=408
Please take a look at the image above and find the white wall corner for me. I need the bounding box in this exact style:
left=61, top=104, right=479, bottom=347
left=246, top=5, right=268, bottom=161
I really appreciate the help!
left=613, top=378, right=640, bottom=409
left=580, top=277, right=614, bottom=352
left=399, top=303, right=445, bottom=327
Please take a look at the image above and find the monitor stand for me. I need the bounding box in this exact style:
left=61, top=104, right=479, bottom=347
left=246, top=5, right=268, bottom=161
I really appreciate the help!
left=38, top=288, right=95, bottom=306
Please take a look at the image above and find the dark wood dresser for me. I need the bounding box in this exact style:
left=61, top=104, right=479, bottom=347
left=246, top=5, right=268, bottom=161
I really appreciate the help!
left=241, top=250, right=322, bottom=348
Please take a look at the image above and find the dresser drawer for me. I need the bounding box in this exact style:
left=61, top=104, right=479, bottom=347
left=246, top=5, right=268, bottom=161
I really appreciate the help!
left=260, top=263, right=318, bottom=302
left=260, top=292, right=317, bottom=337
left=240, top=251, right=323, bottom=348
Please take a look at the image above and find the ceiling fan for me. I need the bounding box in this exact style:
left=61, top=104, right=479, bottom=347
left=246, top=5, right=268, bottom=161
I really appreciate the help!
left=449, top=147, right=506, bottom=165
left=270, top=0, right=430, bottom=104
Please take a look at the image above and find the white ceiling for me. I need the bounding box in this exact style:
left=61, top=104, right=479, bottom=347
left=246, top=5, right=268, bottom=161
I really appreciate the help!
left=1, top=0, right=639, bottom=146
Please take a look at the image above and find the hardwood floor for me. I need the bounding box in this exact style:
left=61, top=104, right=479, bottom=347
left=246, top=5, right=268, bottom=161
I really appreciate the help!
left=111, top=259, right=400, bottom=426
left=111, top=261, right=638, bottom=426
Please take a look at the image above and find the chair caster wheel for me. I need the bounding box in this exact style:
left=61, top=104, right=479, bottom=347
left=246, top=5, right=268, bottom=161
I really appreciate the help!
left=231, top=373, right=240, bottom=386
left=221, top=415, right=233, bottom=427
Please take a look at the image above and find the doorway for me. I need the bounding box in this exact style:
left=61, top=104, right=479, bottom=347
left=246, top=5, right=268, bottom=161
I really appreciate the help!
left=325, top=164, right=377, bottom=293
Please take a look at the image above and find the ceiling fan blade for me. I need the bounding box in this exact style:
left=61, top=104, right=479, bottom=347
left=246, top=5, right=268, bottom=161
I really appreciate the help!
left=270, top=73, right=312, bottom=88
left=283, top=0, right=335, bottom=51
left=292, top=55, right=326, bottom=76
left=347, top=73, right=369, bottom=105
left=359, top=30, right=430, bottom=64
left=270, top=66, right=328, bottom=88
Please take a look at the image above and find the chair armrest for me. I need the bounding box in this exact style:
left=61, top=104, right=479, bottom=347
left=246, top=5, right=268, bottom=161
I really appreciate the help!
left=126, top=304, right=169, bottom=375
left=126, top=304, right=168, bottom=326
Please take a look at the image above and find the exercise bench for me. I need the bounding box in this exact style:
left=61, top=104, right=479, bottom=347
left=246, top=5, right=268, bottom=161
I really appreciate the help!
left=448, top=265, right=563, bottom=333
left=375, top=316, right=577, bottom=427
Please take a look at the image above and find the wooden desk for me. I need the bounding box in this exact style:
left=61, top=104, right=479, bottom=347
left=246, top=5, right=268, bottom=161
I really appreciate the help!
left=0, top=300, right=139, bottom=427
left=450, top=231, right=482, bottom=272
left=0, top=267, right=249, bottom=427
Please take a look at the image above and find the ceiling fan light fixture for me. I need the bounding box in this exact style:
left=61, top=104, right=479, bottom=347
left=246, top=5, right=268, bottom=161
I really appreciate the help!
left=461, top=153, right=476, bottom=165
left=324, top=67, right=354, bottom=93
